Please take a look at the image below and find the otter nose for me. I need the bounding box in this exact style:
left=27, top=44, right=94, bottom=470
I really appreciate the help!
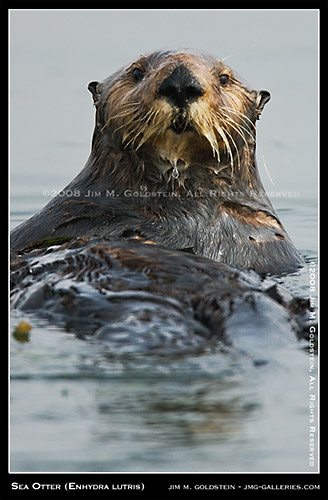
left=158, top=65, right=204, bottom=108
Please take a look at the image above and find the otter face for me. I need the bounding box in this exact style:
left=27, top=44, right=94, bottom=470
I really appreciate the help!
left=89, top=50, right=270, bottom=172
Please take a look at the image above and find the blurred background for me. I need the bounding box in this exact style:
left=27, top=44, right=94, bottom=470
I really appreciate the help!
left=10, top=10, right=318, bottom=232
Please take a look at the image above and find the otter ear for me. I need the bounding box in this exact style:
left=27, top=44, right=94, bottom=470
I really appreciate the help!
left=88, top=81, right=100, bottom=105
left=256, top=90, right=271, bottom=119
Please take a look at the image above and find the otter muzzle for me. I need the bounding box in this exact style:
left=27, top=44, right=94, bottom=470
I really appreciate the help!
left=158, top=64, right=204, bottom=109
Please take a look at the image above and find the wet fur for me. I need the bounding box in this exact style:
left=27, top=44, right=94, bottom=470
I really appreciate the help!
left=11, top=49, right=303, bottom=274
left=10, top=236, right=310, bottom=354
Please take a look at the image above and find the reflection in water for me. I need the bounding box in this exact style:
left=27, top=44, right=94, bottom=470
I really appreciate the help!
left=10, top=313, right=315, bottom=472
left=94, top=379, right=255, bottom=446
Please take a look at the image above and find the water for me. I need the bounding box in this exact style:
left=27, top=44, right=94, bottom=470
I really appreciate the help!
left=9, top=10, right=319, bottom=474
left=10, top=310, right=315, bottom=473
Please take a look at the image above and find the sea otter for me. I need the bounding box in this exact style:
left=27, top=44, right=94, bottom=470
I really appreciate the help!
left=10, top=236, right=311, bottom=355
left=10, top=49, right=303, bottom=274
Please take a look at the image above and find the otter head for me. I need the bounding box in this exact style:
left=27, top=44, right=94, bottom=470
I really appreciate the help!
left=88, top=50, right=270, bottom=179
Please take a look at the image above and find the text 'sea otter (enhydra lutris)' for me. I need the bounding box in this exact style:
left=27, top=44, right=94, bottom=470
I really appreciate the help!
left=11, top=50, right=303, bottom=275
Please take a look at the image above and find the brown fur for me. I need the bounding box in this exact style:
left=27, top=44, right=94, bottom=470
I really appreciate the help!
left=10, top=50, right=303, bottom=275
left=99, top=51, right=258, bottom=182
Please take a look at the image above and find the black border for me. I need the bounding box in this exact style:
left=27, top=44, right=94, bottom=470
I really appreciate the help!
left=3, top=3, right=326, bottom=499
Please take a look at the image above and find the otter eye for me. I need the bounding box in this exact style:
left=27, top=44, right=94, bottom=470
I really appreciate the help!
left=132, top=67, right=145, bottom=82
left=219, top=74, right=229, bottom=87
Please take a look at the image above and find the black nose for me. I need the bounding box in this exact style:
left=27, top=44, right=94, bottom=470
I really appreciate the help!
left=158, top=65, right=204, bottom=108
